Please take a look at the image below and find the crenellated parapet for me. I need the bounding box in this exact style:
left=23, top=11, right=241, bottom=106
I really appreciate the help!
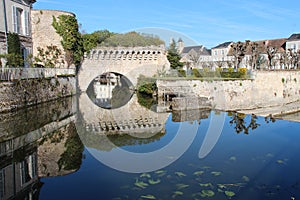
left=79, top=45, right=170, bottom=91
left=84, top=46, right=166, bottom=63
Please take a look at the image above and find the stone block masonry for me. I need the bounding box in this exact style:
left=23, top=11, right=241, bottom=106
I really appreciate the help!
left=157, top=71, right=300, bottom=111
left=0, top=77, right=76, bottom=112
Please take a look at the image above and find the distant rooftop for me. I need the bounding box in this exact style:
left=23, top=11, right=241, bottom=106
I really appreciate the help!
left=287, top=33, right=300, bottom=42
left=181, top=45, right=211, bottom=56
left=212, top=41, right=233, bottom=49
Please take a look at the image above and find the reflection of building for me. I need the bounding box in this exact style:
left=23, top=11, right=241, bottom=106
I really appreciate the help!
left=0, top=97, right=81, bottom=199
left=0, top=150, right=40, bottom=200
left=94, top=72, right=121, bottom=101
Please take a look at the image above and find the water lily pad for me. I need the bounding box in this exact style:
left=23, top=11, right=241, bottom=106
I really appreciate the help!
left=176, top=183, right=189, bottom=190
left=140, top=173, right=151, bottom=178
left=135, top=179, right=149, bottom=189
left=276, top=160, right=284, bottom=164
left=200, top=190, right=215, bottom=197
left=155, top=170, right=166, bottom=174
left=148, top=179, right=161, bottom=185
left=242, top=176, right=250, bottom=182
left=211, top=171, right=222, bottom=176
left=218, top=184, right=226, bottom=189
left=225, top=191, right=235, bottom=198
left=193, top=171, right=204, bottom=176
left=140, top=194, right=156, bottom=199
left=229, top=156, right=236, bottom=161
left=172, top=191, right=183, bottom=198
left=175, top=171, right=186, bottom=177
left=218, top=188, right=224, bottom=193
left=199, top=183, right=213, bottom=188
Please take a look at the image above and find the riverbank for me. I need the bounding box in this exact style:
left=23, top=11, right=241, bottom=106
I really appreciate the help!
left=0, top=68, right=76, bottom=112
left=157, top=70, right=300, bottom=114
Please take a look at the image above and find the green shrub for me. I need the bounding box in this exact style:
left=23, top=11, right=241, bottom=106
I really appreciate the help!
left=192, top=68, right=202, bottom=77
left=238, top=68, right=247, bottom=77
left=178, top=69, right=186, bottom=77
left=228, top=68, right=234, bottom=73
left=138, top=82, right=156, bottom=96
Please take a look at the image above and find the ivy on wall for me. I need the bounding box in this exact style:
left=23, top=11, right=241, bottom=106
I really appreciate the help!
left=52, top=15, right=84, bottom=67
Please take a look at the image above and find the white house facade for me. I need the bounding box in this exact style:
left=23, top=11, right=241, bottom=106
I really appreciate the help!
left=0, top=0, right=35, bottom=65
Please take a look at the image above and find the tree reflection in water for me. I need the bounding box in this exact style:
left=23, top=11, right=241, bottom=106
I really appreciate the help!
left=229, top=112, right=277, bottom=134
left=229, top=112, right=261, bottom=134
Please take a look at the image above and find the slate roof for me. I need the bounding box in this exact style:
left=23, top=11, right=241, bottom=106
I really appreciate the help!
left=287, top=34, right=300, bottom=42
left=181, top=45, right=211, bottom=56
left=212, top=41, right=233, bottom=49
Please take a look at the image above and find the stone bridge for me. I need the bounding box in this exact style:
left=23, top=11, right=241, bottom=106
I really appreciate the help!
left=78, top=46, right=170, bottom=92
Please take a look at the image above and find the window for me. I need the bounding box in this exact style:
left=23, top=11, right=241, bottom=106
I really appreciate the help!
left=12, top=6, right=30, bottom=36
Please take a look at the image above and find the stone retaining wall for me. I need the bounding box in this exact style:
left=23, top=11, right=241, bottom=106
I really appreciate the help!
left=0, top=76, right=76, bottom=112
left=157, top=71, right=300, bottom=111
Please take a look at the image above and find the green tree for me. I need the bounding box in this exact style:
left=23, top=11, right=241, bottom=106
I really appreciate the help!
left=6, top=32, right=23, bottom=67
left=82, top=30, right=115, bottom=53
left=52, top=15, right=84, bottom=67
left=100, top=31, right=164, bottom=47
left=167, top=39, right=183, bottom=69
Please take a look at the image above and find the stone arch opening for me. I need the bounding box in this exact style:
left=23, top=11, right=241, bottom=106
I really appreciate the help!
left=86, top=72, right=135, bottom=109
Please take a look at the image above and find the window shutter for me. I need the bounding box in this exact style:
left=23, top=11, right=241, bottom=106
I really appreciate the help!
left=24, top=10, right=29, bottom=35
left=12, top=6, right=17, bottom=33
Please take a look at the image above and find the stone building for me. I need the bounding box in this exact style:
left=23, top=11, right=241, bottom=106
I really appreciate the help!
left=31, top=9, right=75, bottom=68
left=178, top=39, right=211, bottom=70
left=0, top=0, right=35, bottom=66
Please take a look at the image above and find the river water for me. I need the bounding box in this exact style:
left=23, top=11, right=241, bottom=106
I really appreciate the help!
left=1, top=95, right=300, bottom=200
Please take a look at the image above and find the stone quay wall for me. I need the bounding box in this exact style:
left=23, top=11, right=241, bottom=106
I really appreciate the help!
left=0, top=76, right=76, bottom=112
left=157, top=71, right=300, bottom=111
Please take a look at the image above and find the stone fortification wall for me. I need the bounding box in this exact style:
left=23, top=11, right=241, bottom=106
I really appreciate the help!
left=31, top=10, right=74, bottom=68
left=79, top=46, right=170, bottom=91
left=157, top=71, right=300, bottom=111
left=0, top=76, right=76, bottom=112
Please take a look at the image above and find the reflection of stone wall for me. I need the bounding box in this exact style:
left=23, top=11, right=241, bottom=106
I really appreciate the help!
left=0, top=97, right=75, bottom=138
left=157, top=71, right=300, bottom=110
left=172, top=109, right=210, bottom=122
left=77, top=93, right=170, bottom=150
left=0, top=77, right=76, bottom=112
left=37, top=122, right=83, bottom=177
left=78, top=94, right=169, bottom=128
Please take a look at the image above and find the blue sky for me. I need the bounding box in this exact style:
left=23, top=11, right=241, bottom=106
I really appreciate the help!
left=33, top=0, right=300, bottom=48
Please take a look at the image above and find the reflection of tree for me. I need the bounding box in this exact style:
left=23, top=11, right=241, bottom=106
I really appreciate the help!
left=264, top=114, right=276, bottom=123
left=110, top=76, right=134, bottom=108
left=229, top=112, right=260, bottom=134
left=58, top=122, right=84, bottom=171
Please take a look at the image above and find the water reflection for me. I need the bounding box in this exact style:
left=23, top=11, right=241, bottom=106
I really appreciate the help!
left=228, top=112, right=277, bottom=134
left=0, top=97, right=84, bottom=200
left=2, top=93, right=300, bottom=200
left=86, top=72, right=135, bottom=109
